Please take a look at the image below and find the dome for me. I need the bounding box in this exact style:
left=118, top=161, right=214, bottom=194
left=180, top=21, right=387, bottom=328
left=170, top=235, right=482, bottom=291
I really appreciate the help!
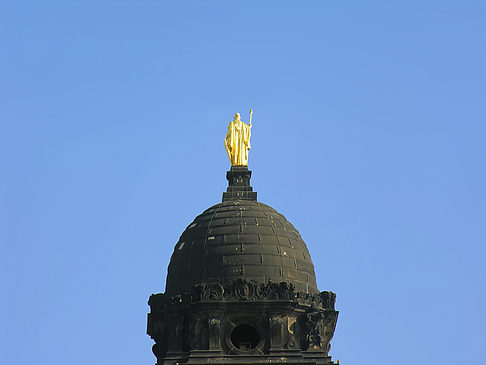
left=148, top=166, right=339, bottom=364
left=165, top=168, right=319, bottom=295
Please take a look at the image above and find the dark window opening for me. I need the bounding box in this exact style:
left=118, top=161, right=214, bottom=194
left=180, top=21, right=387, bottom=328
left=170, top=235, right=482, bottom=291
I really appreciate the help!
left=230, top=324, right=259, bottom=350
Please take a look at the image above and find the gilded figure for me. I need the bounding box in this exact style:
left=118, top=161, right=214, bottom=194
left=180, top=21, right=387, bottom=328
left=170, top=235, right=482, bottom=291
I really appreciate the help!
left=224, top=111, right=252, bottom=166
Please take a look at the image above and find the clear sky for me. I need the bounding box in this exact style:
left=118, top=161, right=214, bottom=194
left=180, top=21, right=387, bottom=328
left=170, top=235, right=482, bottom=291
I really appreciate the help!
left=1, top=1, right=485, bottom=364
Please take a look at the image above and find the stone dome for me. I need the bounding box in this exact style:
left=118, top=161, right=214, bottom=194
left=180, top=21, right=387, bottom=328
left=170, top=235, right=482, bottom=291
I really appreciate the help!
left=165, top=168, right=319, bottom=296
left=148, top=166, right=339, bottom=364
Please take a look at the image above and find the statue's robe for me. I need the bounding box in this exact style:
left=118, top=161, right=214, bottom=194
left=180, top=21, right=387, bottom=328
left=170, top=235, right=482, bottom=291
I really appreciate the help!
left=224, top=120, right=251, bottom=166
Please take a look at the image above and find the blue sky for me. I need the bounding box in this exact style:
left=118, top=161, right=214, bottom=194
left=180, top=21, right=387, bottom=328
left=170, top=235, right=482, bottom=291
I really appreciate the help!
left=1, top=1, right=485, bottom=364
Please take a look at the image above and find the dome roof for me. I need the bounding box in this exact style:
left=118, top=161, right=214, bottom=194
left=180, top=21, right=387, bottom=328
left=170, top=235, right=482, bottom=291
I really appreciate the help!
left=165, top=199, right=319, bottom=296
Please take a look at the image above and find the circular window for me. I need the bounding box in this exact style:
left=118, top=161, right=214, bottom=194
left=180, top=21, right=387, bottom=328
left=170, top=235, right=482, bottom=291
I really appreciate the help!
left=230, top=324, right=260, bottom=351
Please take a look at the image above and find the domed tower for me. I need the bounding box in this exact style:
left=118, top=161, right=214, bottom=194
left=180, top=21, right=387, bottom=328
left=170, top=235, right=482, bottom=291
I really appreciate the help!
left=147, top=112, right=338, bottom=364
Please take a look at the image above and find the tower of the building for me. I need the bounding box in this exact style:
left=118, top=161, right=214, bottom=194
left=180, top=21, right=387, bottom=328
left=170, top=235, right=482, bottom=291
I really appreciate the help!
left=147, top=112, right=339, bottom=364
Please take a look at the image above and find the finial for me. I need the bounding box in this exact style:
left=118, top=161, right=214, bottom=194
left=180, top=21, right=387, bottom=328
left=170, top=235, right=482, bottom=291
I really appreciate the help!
left=223, top=110, right=252, bottom=166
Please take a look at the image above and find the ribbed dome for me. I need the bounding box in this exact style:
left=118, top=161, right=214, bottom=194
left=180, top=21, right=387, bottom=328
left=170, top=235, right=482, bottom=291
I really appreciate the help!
left=165, top=199, right=318, bottom=296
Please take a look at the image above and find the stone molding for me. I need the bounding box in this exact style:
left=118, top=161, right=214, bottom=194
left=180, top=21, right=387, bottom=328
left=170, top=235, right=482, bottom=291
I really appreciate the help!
left=149, top=279, right=336, bottom=311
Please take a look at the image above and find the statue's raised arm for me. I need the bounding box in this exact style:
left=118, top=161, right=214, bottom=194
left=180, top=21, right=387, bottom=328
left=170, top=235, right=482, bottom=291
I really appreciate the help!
left=223, top=111, right=252, bottom=166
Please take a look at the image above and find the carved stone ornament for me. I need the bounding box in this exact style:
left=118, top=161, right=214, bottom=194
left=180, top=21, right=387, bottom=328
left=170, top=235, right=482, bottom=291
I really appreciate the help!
left=303, top=310, right=338, bottom=355
left=149, top=280, right=335, bottom=310
left=194, top=279, right=295, bottom=301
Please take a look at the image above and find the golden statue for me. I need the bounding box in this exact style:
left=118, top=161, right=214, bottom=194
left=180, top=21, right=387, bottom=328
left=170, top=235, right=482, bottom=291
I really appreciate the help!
left=224, top=110, right=252, bottom=166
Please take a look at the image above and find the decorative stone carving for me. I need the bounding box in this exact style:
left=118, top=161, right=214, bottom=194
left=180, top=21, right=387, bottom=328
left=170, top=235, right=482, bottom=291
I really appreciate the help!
left=148, top=293, right=166, bottom=310
left=208, top=318, right=222, bottom=350
left=149, top=318, right=168, bottom=358
left=284, top=315, right=298, bottom=350
left=320, top=291, right=336, bottom=310
left=198, top=282, right=225, bottom=300
left=269, top=316, right=283, bottom=350
left=149, top=284, right=336, bottom=313
left=190, top=317, right=206, bottom=350
left=165, top=314, right=184, bottom=353
left=302, top=310, right=338, bottom=355
left=306, top=311, right=325, bottom=350
left=295, top=290, right=336, bottom=310
left=319, top=312, right=338, bottom=356
left=193, top=279, right=295, bottom=302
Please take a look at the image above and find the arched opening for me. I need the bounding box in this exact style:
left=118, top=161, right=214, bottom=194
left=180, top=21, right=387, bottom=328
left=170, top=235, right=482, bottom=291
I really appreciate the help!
left=230, top=324, right=260, bottom=351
